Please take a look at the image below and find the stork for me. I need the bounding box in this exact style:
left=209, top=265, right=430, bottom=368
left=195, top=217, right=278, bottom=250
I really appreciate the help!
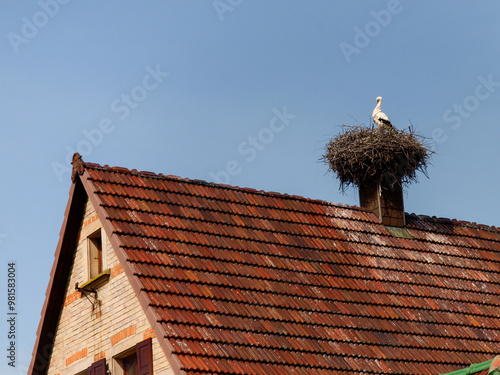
left=372, top=96, right=394, bottom=129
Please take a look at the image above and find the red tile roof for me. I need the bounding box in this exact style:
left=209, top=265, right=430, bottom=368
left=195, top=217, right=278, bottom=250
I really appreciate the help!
left=31, top=160, right=500, bottom=375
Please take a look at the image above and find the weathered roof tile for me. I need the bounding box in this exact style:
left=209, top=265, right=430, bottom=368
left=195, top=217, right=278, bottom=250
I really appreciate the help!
left=77, top=162, right=500, bottom=374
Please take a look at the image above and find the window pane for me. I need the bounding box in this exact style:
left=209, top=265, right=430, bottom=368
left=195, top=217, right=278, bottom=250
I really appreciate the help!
left=88, top=230, right=102, bottom=278
left=123, top=354, right=137, bottom=375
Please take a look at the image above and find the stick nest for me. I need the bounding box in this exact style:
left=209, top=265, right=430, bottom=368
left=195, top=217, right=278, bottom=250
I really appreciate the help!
left=322, top=125, right=433, bottom=192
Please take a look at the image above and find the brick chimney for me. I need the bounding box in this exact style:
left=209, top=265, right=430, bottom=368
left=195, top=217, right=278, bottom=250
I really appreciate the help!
left=322, top=124, right=431, bottom=228
left=359, top=178, right=405, bottom=227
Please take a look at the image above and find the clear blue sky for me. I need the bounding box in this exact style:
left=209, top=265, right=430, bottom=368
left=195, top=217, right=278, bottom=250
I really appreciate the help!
left=1, top=1, right=500, bottom=373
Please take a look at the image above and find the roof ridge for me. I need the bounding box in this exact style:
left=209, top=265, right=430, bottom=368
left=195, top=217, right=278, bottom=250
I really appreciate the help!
left=406, top=213, right=500, bottom=233
left=82, top=159, right=370, bottom=212
left=83, top=160, right=499, bottom=232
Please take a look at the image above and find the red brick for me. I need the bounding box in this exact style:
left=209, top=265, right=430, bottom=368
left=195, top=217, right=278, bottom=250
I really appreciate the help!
left=94, top=352, right=105, bottom=361
left=65, top=348, right=87, bottom=367
left=143, top=328, right=155, bottom=339
left=63, top=291, right=81, bottom=307
left=111, top=325, right=136, bottom=346
left=110, top=264, right=123, bottom=278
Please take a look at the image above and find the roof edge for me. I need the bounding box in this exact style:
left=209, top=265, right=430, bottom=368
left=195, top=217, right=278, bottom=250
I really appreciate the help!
left=29, top=179, right=87, bottom=375
left=81, top=169, right=186, bottom=374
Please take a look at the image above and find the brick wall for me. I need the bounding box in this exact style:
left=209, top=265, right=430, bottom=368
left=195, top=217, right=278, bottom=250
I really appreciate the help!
left=47, top=198, right=172, bottom=375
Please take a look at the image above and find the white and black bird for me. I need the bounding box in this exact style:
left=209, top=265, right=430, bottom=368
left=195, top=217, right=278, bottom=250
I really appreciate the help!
left=372, top=96, right=394, bottom=129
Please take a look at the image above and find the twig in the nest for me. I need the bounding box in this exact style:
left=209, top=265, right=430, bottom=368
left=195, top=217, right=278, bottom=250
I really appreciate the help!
left=322, top=125, right=433, bottom=193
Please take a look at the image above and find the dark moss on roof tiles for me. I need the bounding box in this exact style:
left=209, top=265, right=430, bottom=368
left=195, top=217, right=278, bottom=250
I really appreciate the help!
left=79, top=161, right=500, bottom=374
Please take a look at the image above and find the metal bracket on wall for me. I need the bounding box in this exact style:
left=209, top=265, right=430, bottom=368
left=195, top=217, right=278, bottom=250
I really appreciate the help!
left=75, top=282, right=98, bottom=310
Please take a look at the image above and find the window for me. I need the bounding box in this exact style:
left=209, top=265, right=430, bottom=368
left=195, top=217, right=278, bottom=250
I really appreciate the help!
left=88, top=229, right=103, bottom=279
left=123, top=353, right=137, bottom=375
left=77, top=227, right=109, bottom=291
left=115, top=338, right=153, bottom=375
